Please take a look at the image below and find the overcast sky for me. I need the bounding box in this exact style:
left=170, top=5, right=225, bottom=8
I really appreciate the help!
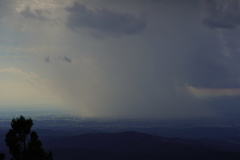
left=1, top=0, right=240, bottom=119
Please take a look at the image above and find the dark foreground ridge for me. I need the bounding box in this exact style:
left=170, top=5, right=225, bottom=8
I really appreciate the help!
left=45, top=131, right=240, bottom=160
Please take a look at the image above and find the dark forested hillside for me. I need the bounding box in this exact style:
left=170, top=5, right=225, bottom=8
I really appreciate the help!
left=45, top=131, right=240, bottom=160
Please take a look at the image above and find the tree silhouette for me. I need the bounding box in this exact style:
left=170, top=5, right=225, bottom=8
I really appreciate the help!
left=5, top=115, right=52, bottom=160
left=0, top=153, right=4, bottom=160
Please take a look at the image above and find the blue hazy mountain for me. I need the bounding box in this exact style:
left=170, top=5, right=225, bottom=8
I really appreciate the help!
left=2, top=111, right=240, bottom=160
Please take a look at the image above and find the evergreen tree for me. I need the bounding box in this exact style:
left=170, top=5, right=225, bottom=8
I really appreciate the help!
left=5, top=115, right=52, bottom=160
left=0, top=153, right=4, bottom=160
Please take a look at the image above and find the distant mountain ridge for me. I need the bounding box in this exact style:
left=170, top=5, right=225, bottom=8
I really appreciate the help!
left=45, top=131, right=240, bottom=160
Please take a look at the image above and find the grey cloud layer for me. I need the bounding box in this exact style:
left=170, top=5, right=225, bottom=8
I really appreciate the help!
left=44, top=56, right=50, bottom=63
left=20, top=6, right=48, bottom=20
left=4, top=0, right=240, bottom=118
left=44, top=56, right=71, bottom=63
left=65, top=2, right=147, bottom=36
left=61, top=56, right=71, bottom=63
left=202, top=0, right=240, bottom=29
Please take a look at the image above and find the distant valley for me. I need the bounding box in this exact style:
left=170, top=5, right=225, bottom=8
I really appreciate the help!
left=2, top=112, right=240, bottom=159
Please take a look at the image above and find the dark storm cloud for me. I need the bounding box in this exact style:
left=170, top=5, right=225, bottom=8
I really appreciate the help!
left=202, top=19, right=235, bottom=29
left=65, top=2, right=147, bottom=36
left=59, top=56, right=71, bottom=63
left=202, top=0, right=240, bottom=29
left=186, top=60, right=238, bottom=88
left=20, top=6, right=47, bottom=20
left=44, top=56, right=50, bottom=63
left=184, top=29, right=240, bottom=89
